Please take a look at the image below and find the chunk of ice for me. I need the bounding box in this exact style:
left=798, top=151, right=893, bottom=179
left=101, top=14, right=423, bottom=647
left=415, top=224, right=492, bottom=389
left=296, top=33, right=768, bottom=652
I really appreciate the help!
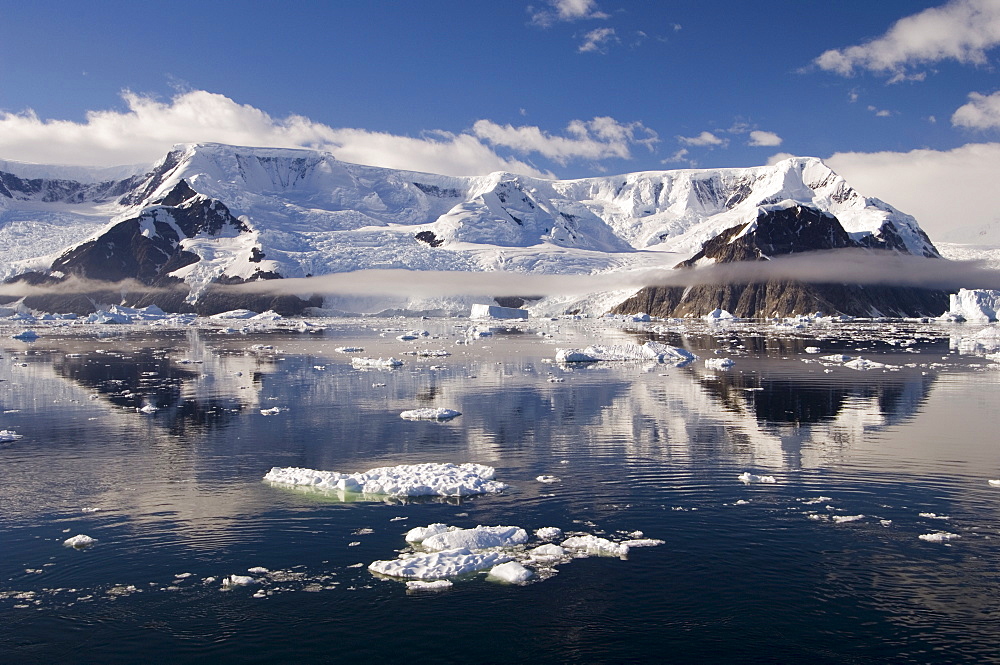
left=369, top=548, right=510, bottom=580
left=399, top=408, right=461, bottom=421
left=919, top=532, right=960, bottom=543
left=556, top=341, right=696, bottom=365
left=264, top=462, right=506, bottom=497
left=63, top=534, right=97, bottom=548
left=561, top=535, right=629, bottom=558
left=738, top=472, right=776, bottom=484
left=421, top=525, right=528, bottom=552
left=488, top=561, right=534, bottom=584
left=406, top=579, right=453, bottom=592
left=405, top=523, right=451, bottom=543
left=535, top=527, right=563, bottom=541
left=704, top=358, right=735, bottom=370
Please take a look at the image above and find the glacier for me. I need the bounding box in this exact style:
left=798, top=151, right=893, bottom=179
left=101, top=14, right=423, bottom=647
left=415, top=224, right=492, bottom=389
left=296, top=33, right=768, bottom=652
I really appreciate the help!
left=0, top=143, right=945, bottom=317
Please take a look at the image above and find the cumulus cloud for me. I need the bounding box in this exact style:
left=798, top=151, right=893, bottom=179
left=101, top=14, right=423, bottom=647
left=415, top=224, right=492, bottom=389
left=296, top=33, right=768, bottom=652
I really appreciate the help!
left=472, top=116, right=658, bottom=164
left=529, top=0, right=609, bottom=27
left=747, top=130, right=782, bottom=147
left=0, top=89, right=655, bottom=178
left=825, top=142, right=1000, bottom=242
left=952, top=90, right=1000, bottom=128
left=578, top=27, right=618, bottom=53
left=814, top=0, right=1000, bottom=81
left=677, top=131, right=728, bottom=148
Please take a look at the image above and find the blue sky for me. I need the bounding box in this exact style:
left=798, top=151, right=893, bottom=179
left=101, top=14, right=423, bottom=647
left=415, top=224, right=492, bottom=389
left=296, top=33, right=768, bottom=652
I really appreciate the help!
left=2, top=0, right=1000, bottom=241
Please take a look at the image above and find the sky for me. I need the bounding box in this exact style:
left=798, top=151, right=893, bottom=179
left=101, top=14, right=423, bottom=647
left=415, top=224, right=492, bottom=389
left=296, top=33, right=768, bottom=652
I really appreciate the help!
left=1, top=0, right=1000, bottom=244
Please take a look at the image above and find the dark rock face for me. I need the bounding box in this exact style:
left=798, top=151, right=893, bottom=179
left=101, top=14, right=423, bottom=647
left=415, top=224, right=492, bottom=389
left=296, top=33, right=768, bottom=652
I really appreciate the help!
left=5, top=179, right=317, bottom=316
left=611, top=205, right=949, bottom=319
left=0, top=170, right=141, bottom=203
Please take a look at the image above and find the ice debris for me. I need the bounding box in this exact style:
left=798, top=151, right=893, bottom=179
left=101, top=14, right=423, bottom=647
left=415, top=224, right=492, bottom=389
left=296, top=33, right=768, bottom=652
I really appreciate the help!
left=63, top=534, right=97, bottom=548
left=420, top=526, right=528, bottom=552
left=0, top=430, right=22, bottom=442
left=399, top=408, right=461, bottom=421
left=369, top=548, right=510, bottom=580
left=263, top=462, right=507, bottom=497
left=406, top=579, right=453, bottom=592
left=738, top=472, right=776, bottom=484
left=561, top=535, right=630, bottom=558
left=556, top=341, right=696, bottom=365
left=352, top=357, right=403, bottom=369
left=488, top=561, right=534, bottom=584
left=919, top=532, right=960, bottom=543
left=535, top=527, right=563, bottom=541
left=704, top=357, right=735, bottom=370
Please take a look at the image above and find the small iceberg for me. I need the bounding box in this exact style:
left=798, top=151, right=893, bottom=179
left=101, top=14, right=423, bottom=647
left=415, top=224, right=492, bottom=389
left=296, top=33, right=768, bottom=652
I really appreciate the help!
left=11, top=330, right=39, bottom=341
left=352, top=357, right=404, bottom=369
left=0, top=430, right=22, bottom=442
left=419, top=526, right=528, bottom=552
left=488, top=561, right=534, bottom=584
left=918, top=532, right=960, bottom=543
left=738, top=472, right=776, bottom=484
left=264, top=462, right=506, bottom=497
left=64, top=534, right=97, bottom=548
left=561, top=535, right=630, bottom=558
left=399, top=408, right=461, bottom=421
left=369, top=548, right=510, bottom=580
left=704, top=357, right=735, bottom=370
left=556, top=341, right=696, bottom=365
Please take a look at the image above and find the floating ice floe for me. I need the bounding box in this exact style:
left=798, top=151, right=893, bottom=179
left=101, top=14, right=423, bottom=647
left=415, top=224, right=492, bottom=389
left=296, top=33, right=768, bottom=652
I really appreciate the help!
left=535, top=527, right=563, bottom=541
left=561, top=535, right=630, bottom=558
left=263, top=462, right=507, bottom=497
left=844, top=357, right=892, bottom=371
left=832, top=514, right=865, bottom=524
left=11, top=330, right=39, bottom=341
left=352, top=357, right=404, bottom=369
left=63, top=534, right=97, bottom=548
left=370, top=548, right=510, bottom=580
left=918, top=532, right=960, bottom=543
left=137, top=404, right=158, bottom=414
left=704, top=357, right=735, bottom=370
left=820, top=354, right=852, bottom=363
left=419, top=526, right=528, bottom=552
left=703, top=308, right=735, bottom=321
left=406, top=579, right=453, bottom=592
left=0, top=430, right=22, bottom=442
left=260, top=407, right=285, bottom=416
left=335, top=346, right=364, bottom=353
left=372, top=521, right=658, bottom=585
left=738, top=472, right=776, bottom=484
left=488, top=561, right=534, bottom=584
left=536, top=475, right=561, bottom=483
left=805, top=346, right=821, bottom=354
left=989, top=479, right=1000, bottom=487
left=556, top=341, right=696, bottom=365
left=399, top=408, right=461, bottom=421
left=222, top=574, right=256, bottom=587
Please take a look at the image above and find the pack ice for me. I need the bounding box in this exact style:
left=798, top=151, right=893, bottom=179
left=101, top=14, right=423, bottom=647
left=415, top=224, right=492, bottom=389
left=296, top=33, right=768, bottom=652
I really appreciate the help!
left=556, top=341, right=696, bottom=365
left=263, top=462, right=506, bottom=497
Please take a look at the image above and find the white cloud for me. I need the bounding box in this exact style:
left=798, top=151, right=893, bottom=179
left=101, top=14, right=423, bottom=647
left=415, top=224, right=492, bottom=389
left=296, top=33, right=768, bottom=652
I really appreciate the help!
left=529, top=0, right=609, bottom=27
left=578, top=27, right=618, bottom=53
left=661, top=148, right=691, bottom=165
left=472, top=116, right=658, bottom=164
left=814, top=0, right=1000, bottom=79
left=0, top=89, right=629, bottom=177
left=677, top=131, right=728, bottom=148
left=867, top=105, right=894, bottom=117
left=747, top=130, right=783, bottom=147
left=825, top=142, right=1000, bottom=242
left=952, top=90, right=1000, bottom=128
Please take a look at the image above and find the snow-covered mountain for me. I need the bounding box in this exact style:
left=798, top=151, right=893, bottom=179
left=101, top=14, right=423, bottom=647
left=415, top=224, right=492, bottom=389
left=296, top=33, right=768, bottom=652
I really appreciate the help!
left=0, top=143, right=945, bottom=316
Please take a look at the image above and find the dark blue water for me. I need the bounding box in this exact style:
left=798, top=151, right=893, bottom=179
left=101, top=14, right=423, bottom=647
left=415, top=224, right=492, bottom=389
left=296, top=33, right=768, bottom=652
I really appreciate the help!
left=2, top=320, right=999, bottom=663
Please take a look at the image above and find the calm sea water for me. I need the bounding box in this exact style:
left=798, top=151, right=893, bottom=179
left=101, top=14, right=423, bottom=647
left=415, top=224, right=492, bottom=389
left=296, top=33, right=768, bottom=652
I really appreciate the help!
left=2, top=318, right=999, bottom=664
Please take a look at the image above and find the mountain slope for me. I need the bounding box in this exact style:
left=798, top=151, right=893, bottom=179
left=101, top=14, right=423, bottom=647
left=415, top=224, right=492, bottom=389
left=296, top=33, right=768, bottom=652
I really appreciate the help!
left=0, top=143, right=948, bottom=316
